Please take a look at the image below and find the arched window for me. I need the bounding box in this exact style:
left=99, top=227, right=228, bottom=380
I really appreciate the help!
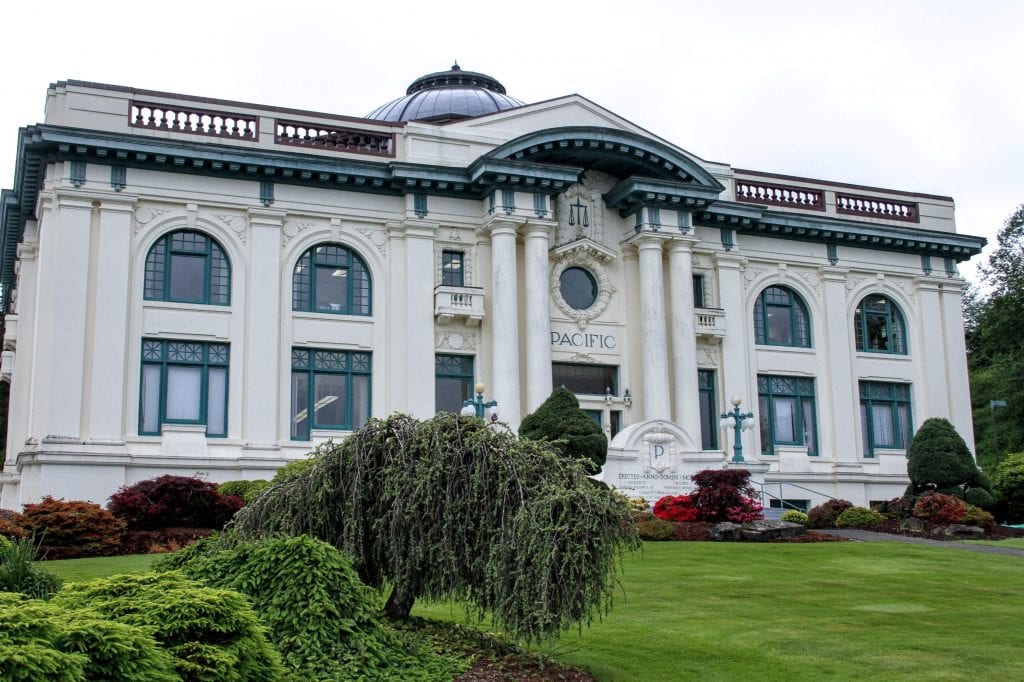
left=144, top=230, right=230, bottom=305
left=753, top=286, right=811, bottom=347
left=292, top=243, right=371, bottom=315
left=854, top=295, right=907, bottom=354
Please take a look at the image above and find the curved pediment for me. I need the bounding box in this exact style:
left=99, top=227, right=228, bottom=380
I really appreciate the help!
left=484, top=127, right=724, bottom=191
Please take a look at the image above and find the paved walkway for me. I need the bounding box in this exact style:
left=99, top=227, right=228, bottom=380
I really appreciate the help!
left=818, top=529, right=1024, bottom=558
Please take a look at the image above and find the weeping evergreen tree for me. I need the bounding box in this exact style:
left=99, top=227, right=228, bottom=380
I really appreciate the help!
left=519, top=386, right=608, bottom=474
left=232, top=412, right=638, bottom=642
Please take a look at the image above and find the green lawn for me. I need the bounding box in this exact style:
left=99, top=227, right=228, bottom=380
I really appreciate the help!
left=416, top=542, right=1024, bottom=681
left=960, top=537, right=1024, bottom=550
left=42, top=553, right=161, bottom=582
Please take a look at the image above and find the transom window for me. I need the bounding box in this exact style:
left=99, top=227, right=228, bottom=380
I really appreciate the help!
left=559, top=267, right=598, bottom=310
left=754, top=286, right=810, bottom=347
left=854, top=295, right=906, bottom=354
left=290, top=348, right=371, bottom=440
left=292, top=244, right=371, bottom=315
left=140, top=339, right=229, bottom=437
left=435, top=354, right=474, bottom=413
left=441, top=251, right=465, bottom=287
left=860, top=381, right=913, bottom=456
left=552, top=362, right=617, bottom=396
left=144, top=230, right=230, bottom=305
left=758, top=375, right=817, bottom=455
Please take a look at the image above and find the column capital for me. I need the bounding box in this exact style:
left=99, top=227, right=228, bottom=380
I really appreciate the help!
left=479, top=213, right=526, bottom=236
left=246, top=206, right=287, bottom=227
left=95, top=195, right=140, bottom=213
left=628, top=233, right=670, bottom=252
left=665, top=235, right=700, bottom=254
left=818, top=265, right=850, bottom=282
left=520, top=222, right=555, bottom=241
left=395, top=218, right=439, bottom=240
left=913, top=278, right=944, bottom=293
left=713, top=251, right=747, bottom=269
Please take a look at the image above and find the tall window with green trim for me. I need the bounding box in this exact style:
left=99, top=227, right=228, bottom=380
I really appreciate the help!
left=139, top=339, right=229, bottom=437
left=292, top=244, right=371, bottom=315
left=144, top=231, right=230, bottom=305
left=854, top=295, right=906, bottom=353
left=758, top=375, right=817, bottom=455
left=435, top=354, right=474, bottom=413
left=698, top=369, right=717, bottom=450
left=754, top=285, right=811, bottom=347
left=290, top=348, right=371, bottom=440
left=441, top=251, right=465, bottom=287
left=859, top=381, right=912, bottom=456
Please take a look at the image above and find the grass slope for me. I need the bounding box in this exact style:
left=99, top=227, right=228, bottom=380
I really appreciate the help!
left=42, top=553, right=160, bottom=582
left=962, top=537, right=1024, bottom=549
left=417, top=542, right=1024, bottom=681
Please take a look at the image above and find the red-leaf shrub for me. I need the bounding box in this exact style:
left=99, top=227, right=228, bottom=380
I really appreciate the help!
left=119, top=526, right=214, bottom=555
left=912, top=492, right=967, bottom=525
left=653, top=495, right=699, bottom=522
left=107, top=475, right=244, bottom=530
left=806, top=499, right=853, bottom=528
left=0, top=509, right=27, bottom=540
left=20, top=497, right=125, bottom=559
left=689, top=469, right=764, bottom=523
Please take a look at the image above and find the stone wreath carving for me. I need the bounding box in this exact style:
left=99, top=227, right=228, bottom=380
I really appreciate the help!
left=549, top=242, right=616, bottom=329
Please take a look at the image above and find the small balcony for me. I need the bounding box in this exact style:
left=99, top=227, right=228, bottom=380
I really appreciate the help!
left=435, top=286, right=484, bottom=326
left=695, top=308, right=726, bottom=341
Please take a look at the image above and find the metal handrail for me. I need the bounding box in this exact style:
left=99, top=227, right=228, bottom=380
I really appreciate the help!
left=756, top=480, right=837, bottom=512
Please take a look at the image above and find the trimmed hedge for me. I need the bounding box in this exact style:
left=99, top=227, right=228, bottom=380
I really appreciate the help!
left=780, top=510, right=810, bottom=525
left=835, top=507, right=884, bottom=529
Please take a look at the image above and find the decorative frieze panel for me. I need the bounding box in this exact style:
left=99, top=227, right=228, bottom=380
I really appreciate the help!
left=435, top=330, right=478, bottom=352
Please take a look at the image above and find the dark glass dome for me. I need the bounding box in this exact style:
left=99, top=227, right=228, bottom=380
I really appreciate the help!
left=366, top=64, right=525, bottom=123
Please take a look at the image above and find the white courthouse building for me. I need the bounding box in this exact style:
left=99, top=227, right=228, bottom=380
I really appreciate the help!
left=0, top=67, right=985, bottom=509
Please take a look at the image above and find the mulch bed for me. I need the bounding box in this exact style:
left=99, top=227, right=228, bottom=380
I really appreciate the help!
left=456, top=655, right=596, bottom=681
left=856, top=519, right=1024, bottom=542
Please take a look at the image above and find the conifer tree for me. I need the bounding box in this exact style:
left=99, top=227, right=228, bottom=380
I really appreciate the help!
left=519, top=386, right=608, bottom=474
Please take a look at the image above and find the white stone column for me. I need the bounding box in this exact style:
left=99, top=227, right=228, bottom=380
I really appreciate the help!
left=916, top=280, right=950, bottom=419
left=636, top=235, right=671, bottom=421
left=402, top=220, right=438, bottom=418
left=85, top=196, right=137, bottom=442
left=243, top=208, right=285, bottom=447
left=522, top=223, right=554, bottom=413
left=38, top=191, right=93, bottom=441
left=3, top=225, right=40, bottom=478
left=940, top=280, right=975, bottom=450
left=667, top=237, right=701, bottom=440
left=821, top=267, right=859, bottom=463
left=715, top=252, right=753, bottom=455
left=487, top=219, right=522, bottom=427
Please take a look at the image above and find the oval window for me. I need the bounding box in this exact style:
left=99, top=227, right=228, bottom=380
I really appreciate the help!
left=560, top=267, right=598, bottom=310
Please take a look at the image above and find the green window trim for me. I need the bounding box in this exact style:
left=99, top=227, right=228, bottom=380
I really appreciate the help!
left=698, top=369, right=717, bottom=450
left=290, top=348, right=372, bottom=440
left=754, top=285, right=811, bottom=348
left=435, top=353, right=474, bottom=414
left=144, top=230, right=231, bottom=306
left=757, top=375, right=818, bottom=456
left=441, top=250, right=465, bottom=287
left=552, top=362, right=618, bottom=397
left=292, top=243, right=372, bottom=316
left=854, top=295, right=907, bottom=354
left=139, top=339, right=229, bottom=437
left=859, top=381, right=913, bottom=457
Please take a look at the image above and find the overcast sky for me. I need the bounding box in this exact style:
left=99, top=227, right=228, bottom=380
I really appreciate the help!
left=2, top=0, right=1020, bottom=284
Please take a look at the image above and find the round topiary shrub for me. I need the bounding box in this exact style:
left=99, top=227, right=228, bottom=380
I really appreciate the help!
left=519, top=386, right=608, bottom=474
left=806, top=499, right=853, bottom=528
left=653, top=495, right=699, bottom=523
left=835, top=506, right=885, bottom=528
left=912, top=492, right=967, bottom=525
left=20, top=497, right=125, bottom=559
left=108, top=475, right=244, bottom=530
left=780, top=510, right=809, bottom=525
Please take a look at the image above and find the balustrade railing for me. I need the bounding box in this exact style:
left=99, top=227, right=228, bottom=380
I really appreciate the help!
left=130, top=102, right=258, bottom=139
left=435, top=286, right=484, bottom=325
left=275, top=120, right=394, bottom=157
left=695, top=307, right=726, bottom=338
left=735, top=180, right=824, bottom=210
left=835, top=193, right=919, bottom=222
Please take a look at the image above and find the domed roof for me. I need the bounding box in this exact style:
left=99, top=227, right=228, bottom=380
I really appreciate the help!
left=366, top=64, right=525, bottom=123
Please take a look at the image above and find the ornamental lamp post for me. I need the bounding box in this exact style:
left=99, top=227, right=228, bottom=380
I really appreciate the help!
left=719, top=396, right=755, bottom=463
left=461, top=382, right=499, bottom=422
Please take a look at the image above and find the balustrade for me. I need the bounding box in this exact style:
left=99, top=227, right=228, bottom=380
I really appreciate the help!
left=835, top=193, right=919, bottom=222
left=695, top=307, right=726, bottom=341
left=735, top=180, right=824, bottom=210
left=435, top=285, right=484, bottom=325
left=130, top=102, right=258, bottom=139
left=275, top=120, right=394, bottom=157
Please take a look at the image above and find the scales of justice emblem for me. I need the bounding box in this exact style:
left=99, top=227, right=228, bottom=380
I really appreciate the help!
left=641, top=423, right=678, bottom=473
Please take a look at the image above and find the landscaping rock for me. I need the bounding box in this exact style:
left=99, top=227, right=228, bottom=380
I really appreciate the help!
left=708, top=522, right=743, bottom=541
left=943, top=524, right=985, bottom=539
left=740, top=520, right=807, bottom=541
left=900, top=517, right=925, bottom=532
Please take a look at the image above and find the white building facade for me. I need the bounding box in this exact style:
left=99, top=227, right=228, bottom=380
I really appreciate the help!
left=0, top=69, right=985, bottom=510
